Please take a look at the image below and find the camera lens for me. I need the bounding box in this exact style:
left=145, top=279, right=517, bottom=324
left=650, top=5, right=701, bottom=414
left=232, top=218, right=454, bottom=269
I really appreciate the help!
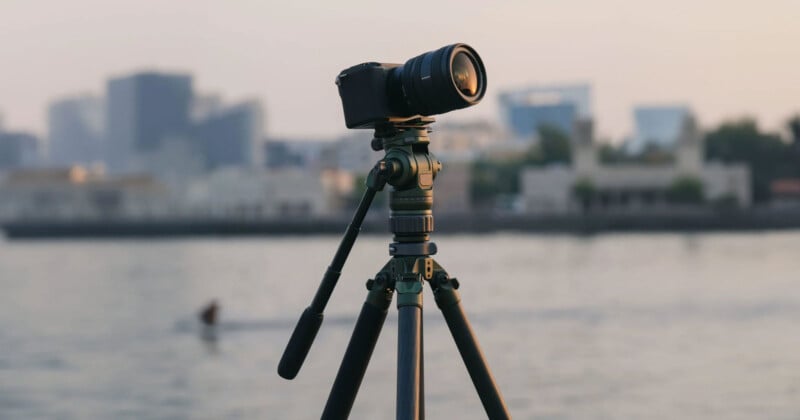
left=390, top=43, right=487, bottom=117
left=452, top=52, right=479, bottom=97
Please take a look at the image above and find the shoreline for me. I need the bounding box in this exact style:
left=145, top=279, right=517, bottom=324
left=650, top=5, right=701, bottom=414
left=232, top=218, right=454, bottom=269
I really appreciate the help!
left=3, top=210, right=800, bottom=239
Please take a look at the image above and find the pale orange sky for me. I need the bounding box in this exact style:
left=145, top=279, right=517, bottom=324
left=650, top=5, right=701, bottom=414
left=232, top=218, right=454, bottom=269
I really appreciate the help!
left=2, top=0, right=799, bottom=141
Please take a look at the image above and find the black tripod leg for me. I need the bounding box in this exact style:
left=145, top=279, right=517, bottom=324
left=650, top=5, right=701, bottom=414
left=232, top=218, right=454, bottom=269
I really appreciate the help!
left=396, top=278, right=424, bottom=420
left=419, top=306, right=425, bottom=420
left=322, top=276, right=394, bottom=420
left=432, top=274, right=511, bottom=420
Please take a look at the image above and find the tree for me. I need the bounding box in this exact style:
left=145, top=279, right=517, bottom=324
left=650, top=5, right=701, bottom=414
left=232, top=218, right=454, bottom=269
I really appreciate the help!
left=572, top=178, right=595, bottom=212
left=523, top=124, right=572, bottom=165
left=535, top=124, right=571, bottom=165
left=704, top=119, right=791, bottom=203
left=789, top=115, right=800, bottom=145
left=470, top=158, right=522, bottom=209
left=667, top=176, right=704, bottom=204
left=598, top=143, right=625, bottom=164
left=348, top=174, right=386, bottom=210
left=471, top=125, right=572, bottom=209
left=640, top=143, right=674, bottom=165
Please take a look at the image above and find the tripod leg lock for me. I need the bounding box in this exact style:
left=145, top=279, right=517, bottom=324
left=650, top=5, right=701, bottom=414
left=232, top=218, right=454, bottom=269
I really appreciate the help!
left=432, top=272, right=461, bottom=308
left=396, top=274, right=423, bottom=308
left=365, top=274, right=395, bottom=308
left=366, top=159, right=397, bottom=191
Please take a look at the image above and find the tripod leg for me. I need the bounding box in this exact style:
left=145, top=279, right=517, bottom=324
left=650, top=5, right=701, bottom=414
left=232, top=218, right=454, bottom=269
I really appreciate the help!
left=396, top=277, right=424, bottom=420
left=431, top=273, right=511, bottom=420
left=322, top=275, right=394, bottom=420
left=419, top=307, right=425, bottom=420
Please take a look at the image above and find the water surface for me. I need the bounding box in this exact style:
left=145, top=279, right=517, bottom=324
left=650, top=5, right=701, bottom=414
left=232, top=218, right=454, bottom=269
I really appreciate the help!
left=1, top=233, right=799, bottom=419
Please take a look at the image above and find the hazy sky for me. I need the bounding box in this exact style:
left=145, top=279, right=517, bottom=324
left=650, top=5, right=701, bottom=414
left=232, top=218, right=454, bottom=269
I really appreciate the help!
left=2, top=0, right=800, bottom=141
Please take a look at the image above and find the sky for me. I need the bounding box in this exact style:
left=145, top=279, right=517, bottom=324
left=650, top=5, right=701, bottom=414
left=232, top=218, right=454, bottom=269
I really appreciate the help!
left=2, top=0, right=800, bottom=142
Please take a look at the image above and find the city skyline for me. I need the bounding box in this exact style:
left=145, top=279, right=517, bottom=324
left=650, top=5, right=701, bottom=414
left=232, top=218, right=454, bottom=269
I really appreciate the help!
left=2, top=1, right=800, bottom=140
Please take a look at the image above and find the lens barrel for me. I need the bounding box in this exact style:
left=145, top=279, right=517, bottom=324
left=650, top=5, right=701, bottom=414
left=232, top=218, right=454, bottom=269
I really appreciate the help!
left=390, top=43, right=487, bottom=117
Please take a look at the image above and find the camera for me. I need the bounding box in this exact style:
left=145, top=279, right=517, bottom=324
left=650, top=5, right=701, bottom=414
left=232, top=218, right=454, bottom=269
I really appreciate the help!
left=335, top=43, right=487, bottom=129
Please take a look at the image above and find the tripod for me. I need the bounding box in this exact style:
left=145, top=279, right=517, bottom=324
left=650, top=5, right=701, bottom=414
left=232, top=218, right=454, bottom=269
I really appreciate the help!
left=278, top=118, right=510, bottom=419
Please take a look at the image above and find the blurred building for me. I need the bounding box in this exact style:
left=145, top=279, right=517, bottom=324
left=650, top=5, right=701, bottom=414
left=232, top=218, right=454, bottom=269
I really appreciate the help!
left=0, top=131, right=40, bottom=170
left=521, top=116, right=752, bottom=214
left=264, top=139, right=329, bottom=170
left=432, top=162, right=472, bottom=214
left=183, top=167, right=352, bottom=219
left=133, top=135, right=205, bottom=191
left=499, top=84, right=591, bottom=140
left=627, top=105, right=692, bottom=153
left=47, top=95, right=104, bottom=166
left=770, top=179, right=800, bottom=209
left=320, top=131, right=380, bottom=174
left=190, top=94, right=224, bottom=122
left=192, top=100, right=264, bottom=169
left=105, top=72, right=193, bottom=172
left=264, top=140, right=305, bottom=169
left=0, top=167, right=167, bottom=221
left=429, top=121, right=506, bottom=163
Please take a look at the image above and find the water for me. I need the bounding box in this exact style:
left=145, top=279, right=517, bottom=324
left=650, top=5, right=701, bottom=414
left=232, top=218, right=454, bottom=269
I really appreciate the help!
left=1, top=232, right=800, bottom=419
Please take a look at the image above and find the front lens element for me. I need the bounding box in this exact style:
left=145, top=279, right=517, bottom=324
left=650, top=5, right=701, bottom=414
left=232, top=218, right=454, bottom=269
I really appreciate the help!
left=452, top=52, right=479, bottom=97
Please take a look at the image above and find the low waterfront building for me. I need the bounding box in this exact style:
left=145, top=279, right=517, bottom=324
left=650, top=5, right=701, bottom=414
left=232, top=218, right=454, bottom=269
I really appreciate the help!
left=0, top=165, right=355, bottom=223
left=432, top=162, right=472, bottom=214
left=428, top=121, right=507, bottom=163
left=770, top=179, right=800, bottom=209
left=183, top=167, right=353, bottom=219
left=0, top=167, right=168, bottom=222
left=521, top=117, right=752, bottom=214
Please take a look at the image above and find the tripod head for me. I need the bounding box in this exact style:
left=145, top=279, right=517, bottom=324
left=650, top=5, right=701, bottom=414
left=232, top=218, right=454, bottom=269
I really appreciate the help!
left=373, top=118, right=442, bottom=256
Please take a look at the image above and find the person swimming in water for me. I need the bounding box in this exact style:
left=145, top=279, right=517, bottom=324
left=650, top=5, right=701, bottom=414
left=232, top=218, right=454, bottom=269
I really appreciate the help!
left=199, top=299, right=219, bottom=326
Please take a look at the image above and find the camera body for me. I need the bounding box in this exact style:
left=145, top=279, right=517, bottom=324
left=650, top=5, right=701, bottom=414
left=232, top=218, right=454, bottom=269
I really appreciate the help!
left=336, top=62, right=408, bottom=129
left=335, top=43, right=487, bottom=130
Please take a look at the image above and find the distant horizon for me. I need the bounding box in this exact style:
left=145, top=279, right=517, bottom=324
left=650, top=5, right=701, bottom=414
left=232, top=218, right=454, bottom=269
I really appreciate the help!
left=2, top=1, right=800, bottom=142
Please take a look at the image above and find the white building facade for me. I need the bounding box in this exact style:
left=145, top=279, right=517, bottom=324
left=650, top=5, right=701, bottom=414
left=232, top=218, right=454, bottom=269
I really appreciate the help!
left=522, top=116, right=752, bottom=214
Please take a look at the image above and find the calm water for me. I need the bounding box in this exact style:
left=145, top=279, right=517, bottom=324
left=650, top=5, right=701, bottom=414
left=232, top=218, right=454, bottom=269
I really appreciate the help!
left=1, top=232, right=800, bottom=419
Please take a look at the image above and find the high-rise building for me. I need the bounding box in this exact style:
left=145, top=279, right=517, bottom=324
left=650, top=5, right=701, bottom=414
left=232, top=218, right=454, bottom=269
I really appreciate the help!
left=0, top=132, right=40, bottom=170
left=264, top=141, right=305, bottom=170
left=191, top=94, right=223, bottom=122
left=105, top=72, right=193, bottom=172
left=263, top=139, right=321, bottom=170
left=192, top=100, right=264, bottom=169
left=47, top=95, right=104, bottom=166
left=499, top=84, right=591, bottom=140
left=628, top=105, right=692, bottom=153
